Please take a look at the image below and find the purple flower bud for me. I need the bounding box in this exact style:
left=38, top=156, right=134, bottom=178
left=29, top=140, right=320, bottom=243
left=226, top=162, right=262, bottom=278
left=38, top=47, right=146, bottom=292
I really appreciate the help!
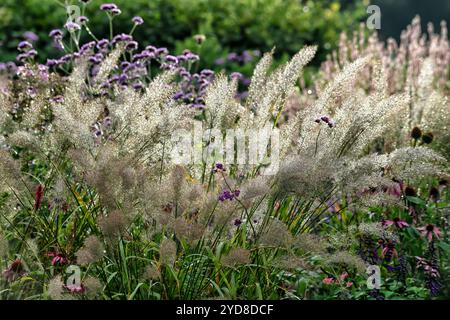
left=46, top=59, right=59, bottom=67
left=227, top=52, right=239, bottom=62
left=200, top=69, right=214, bottom=77
left=230, top=72, right=243, bottom=80
left=100, top=81, right=110, bottom=89
left=173, top=91, right=184, bottom=100
left=97, top=39, right=109, bottom=49
left=165, top=55, right=178, bottom=64
left=132, top=82, right=143, bottom=90
left=88, top=56, right=101, bottom=64
left=60, top=54, right=73, bottom=62
left=234, top=219, right=242, bottom=226
left=112, top=33, right=132, bottom=45
left=64, top=22, right=81, bottom=31
left=145, top=45, right=157, bottom=53
left=186, top=53, right=199, bottom=61
left=100, top=3, right=118, bottom=11
left=121, top=61, right=131, bottom=69
left=27, top=50, right=38, bottom=58
left=132, top=16, right=144, bottom=25
left=242, top=50, right=253, bottom=62
left=80, top=41, right=96, bottom=53
left=109, top=75, right=120, bottom=83
left=49, top=29, right=63, bottom=38
left=77, top=16, right=89, bottom=24
left=125, top=41, right=138, bottom=51
left=118, top=73, right=128, bottom=83
left=155, top=47, right=168, bottom=56
left=23, top=31, right=39, bottom=42
left=110, top=8, right=121, bottom=15
left=179, top=70, right=190, bottom=78
left=214, top=58, right=225, bottom=65
left=17, top=41, right=33, bottom=52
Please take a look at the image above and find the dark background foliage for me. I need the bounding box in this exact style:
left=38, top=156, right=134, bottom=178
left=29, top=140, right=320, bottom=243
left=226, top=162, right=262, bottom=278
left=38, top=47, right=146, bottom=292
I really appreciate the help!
left=373, top=0, right=450, bottom=40
left=0, top=0, right=366, bottom=68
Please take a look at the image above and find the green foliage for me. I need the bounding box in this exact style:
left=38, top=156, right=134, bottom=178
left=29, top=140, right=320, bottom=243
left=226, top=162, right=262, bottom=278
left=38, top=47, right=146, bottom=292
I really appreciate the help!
left=0, top=0, right=366, bottom=67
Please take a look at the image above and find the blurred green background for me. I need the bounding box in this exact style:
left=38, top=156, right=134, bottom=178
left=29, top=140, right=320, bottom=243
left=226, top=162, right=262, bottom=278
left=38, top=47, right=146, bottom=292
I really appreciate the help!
left=0, top=0, right=449, bottom=72
left=0, top=0, right=366, bottom=69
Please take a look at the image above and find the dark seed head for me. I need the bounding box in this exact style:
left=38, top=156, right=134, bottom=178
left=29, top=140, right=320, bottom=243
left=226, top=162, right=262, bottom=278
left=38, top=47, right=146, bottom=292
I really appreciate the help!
left=421, top=132, right=434, bottom=144
left=404, top=186, right=417, bottom=197
left=411, top=127, right=422, bottom=140
left=429, top=187, right=439, bottom=200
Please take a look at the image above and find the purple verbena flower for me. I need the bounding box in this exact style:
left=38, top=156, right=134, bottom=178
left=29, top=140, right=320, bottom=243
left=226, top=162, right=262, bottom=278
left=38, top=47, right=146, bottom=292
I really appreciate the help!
left=100, top=3, right=118, bottom=11
left=132, top=16, right=144, bottom=25
left=125, top=41, right=138, bottom=51
left=155, top=47, right=169, bottom=56
left=77, top=16, right=89, bottom=24
left=165, top=55, right=178, bottom=64
left=23, top=31, right=38, bottom=42
left=64, top=22, right=81, bottom=31
left=230, top=72, right=243, bottom=80
left=49, top=29, right=63, bottom=39
left=17, top=41, right=33, bottom=52
left=97, top=39, right=109, bottom=49
left=110, top=8, right=121, bottom=15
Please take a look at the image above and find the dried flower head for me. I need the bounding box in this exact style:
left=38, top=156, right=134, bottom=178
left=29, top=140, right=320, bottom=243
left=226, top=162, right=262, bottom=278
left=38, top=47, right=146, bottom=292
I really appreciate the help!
left=98, top=211, right=127, bottom=238
left=221, top=248, right=251, bottom=267
left=142, top=264, right=160, bottom=281
left=258, top=218, right=293, bottom=248
left=327, top=251, right=366, bottom=274
left=83, top=277, right=102, bottom=298
left=159, top=238, right=177, bottom=266
left=48, top=276, right=65, bottom=300
left=273, top=255, right=310, bottom=270
left=294, top=233, right=328, bottom=254
left=76, top=236, right=104, bottom=265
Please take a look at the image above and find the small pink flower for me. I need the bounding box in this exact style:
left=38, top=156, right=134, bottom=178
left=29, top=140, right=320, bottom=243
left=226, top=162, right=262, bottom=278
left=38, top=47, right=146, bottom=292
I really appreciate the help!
left=383, top=217, right=409, bottom=229
left=34, top=184, right=44, bottom=211
left=2, top=259, right=25, bottom=282
left=322, top=277, right=334, bottom=285
left=417, top=224, right=441, bottom=241
left=346, top=281, right=353, bottom=288
left=387, top=180, right=403, bottom=198
left=47, top=252, right=68, bottom=266
left=339, top=272, right=348, bottom=281
left=65, top=284, right=85, bottom=294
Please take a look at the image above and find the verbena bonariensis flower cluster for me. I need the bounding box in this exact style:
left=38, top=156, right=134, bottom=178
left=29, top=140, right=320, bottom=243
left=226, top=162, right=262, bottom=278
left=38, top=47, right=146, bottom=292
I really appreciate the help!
left=0, top=3, right=448, bottom=300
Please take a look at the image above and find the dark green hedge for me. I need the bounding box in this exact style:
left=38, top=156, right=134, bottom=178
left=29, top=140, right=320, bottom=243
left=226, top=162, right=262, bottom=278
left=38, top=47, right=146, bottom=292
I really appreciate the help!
left=0, top=0, right=366, bottom=70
